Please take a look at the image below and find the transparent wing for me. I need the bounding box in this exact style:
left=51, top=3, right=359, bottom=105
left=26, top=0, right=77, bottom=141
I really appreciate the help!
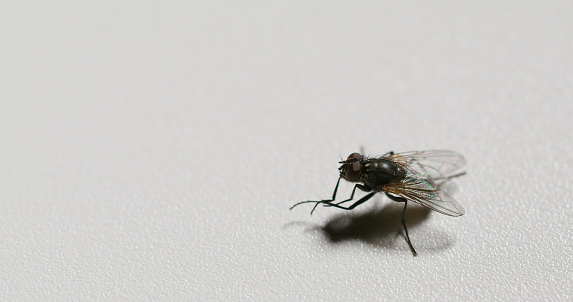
left=386, top=150, right=466, bottom=179
left=383, top=176, right=465, bottom=216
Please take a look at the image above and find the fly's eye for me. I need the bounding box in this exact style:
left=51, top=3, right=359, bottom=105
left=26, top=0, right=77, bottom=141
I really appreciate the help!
left=347, top=153, right=362, bottom=161
left=339, top=152, right=363, bottom=182
left=344, top=161, right=362, bottom=182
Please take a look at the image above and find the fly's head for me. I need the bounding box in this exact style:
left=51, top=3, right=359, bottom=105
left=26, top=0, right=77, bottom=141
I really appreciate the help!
left=339, top=152, right=364, bottom=182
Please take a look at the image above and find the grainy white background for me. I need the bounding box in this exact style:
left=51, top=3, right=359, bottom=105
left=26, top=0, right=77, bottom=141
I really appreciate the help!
left=1, top=1, right=572, bottom=301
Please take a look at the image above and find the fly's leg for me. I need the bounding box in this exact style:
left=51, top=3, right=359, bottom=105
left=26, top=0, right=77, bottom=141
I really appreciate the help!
left=290, top=177, right=342, bottom=214
left=332, top=184, right=372, bottom=206
left=311, top=183, right=370, bottom=214
left=320, top=192, right=376, bottom=211
left=386, top=193, right=417, bottom=257
left=401, top=200, right=417, bottom=257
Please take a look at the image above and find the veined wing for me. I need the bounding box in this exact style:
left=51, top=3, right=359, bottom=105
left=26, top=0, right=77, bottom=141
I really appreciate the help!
left=383, top=176, right=465, bottom=217
left=387, top=150, right=466, bottom=180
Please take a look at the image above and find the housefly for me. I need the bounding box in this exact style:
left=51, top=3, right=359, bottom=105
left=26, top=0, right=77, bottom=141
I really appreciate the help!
left=290, top=150, right=466, bottom=256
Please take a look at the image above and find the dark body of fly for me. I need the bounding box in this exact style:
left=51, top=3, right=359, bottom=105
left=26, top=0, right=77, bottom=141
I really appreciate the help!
left=361, top=158, right=407, bottom=190
left=290, top=150, right=466, bottom=257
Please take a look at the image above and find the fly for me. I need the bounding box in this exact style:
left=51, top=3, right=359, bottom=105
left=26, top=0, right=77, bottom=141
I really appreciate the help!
left=290, top=150, right=466, bottom=256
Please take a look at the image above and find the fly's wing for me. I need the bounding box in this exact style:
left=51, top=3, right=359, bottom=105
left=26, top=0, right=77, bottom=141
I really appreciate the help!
left=383, top=150, right=466, bottom=216
left=386, top=150, right=466, bottom=180
left=383, top=177, right=465, bottom=216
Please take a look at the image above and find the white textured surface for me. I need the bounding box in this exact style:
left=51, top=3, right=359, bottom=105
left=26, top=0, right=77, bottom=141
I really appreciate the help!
left=1, top=1, right=572, bottom=300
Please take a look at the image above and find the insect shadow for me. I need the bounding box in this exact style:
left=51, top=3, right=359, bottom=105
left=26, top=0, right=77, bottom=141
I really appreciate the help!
left=320, top=196, right=456, bottom=253
left=286, top=180, right=461, bottom=253
left=287, top=199, right=455, bottom=253
left=322, top=201, right=429, bottom=242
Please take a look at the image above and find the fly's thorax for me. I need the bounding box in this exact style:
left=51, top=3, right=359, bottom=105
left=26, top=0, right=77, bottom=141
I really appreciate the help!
left=362, top=159, right=407, bottom=187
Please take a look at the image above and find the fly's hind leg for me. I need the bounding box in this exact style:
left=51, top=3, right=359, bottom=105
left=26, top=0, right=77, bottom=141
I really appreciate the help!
left=386, top=193, right=417, bottom=257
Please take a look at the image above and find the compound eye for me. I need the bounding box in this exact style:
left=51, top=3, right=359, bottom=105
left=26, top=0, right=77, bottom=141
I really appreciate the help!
left=344, top=161, right=362, bottom=182
left=347, top=153, right=362, bottom=160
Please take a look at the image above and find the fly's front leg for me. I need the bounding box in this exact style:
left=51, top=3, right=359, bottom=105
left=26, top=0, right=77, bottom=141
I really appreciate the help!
left=290, top=177, right=342, bottom=214
left=332, top=184, right=372, bottom=206
left=320, top=192, right=377, bottom=211
left=385, top=193, right=417, bottom=256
